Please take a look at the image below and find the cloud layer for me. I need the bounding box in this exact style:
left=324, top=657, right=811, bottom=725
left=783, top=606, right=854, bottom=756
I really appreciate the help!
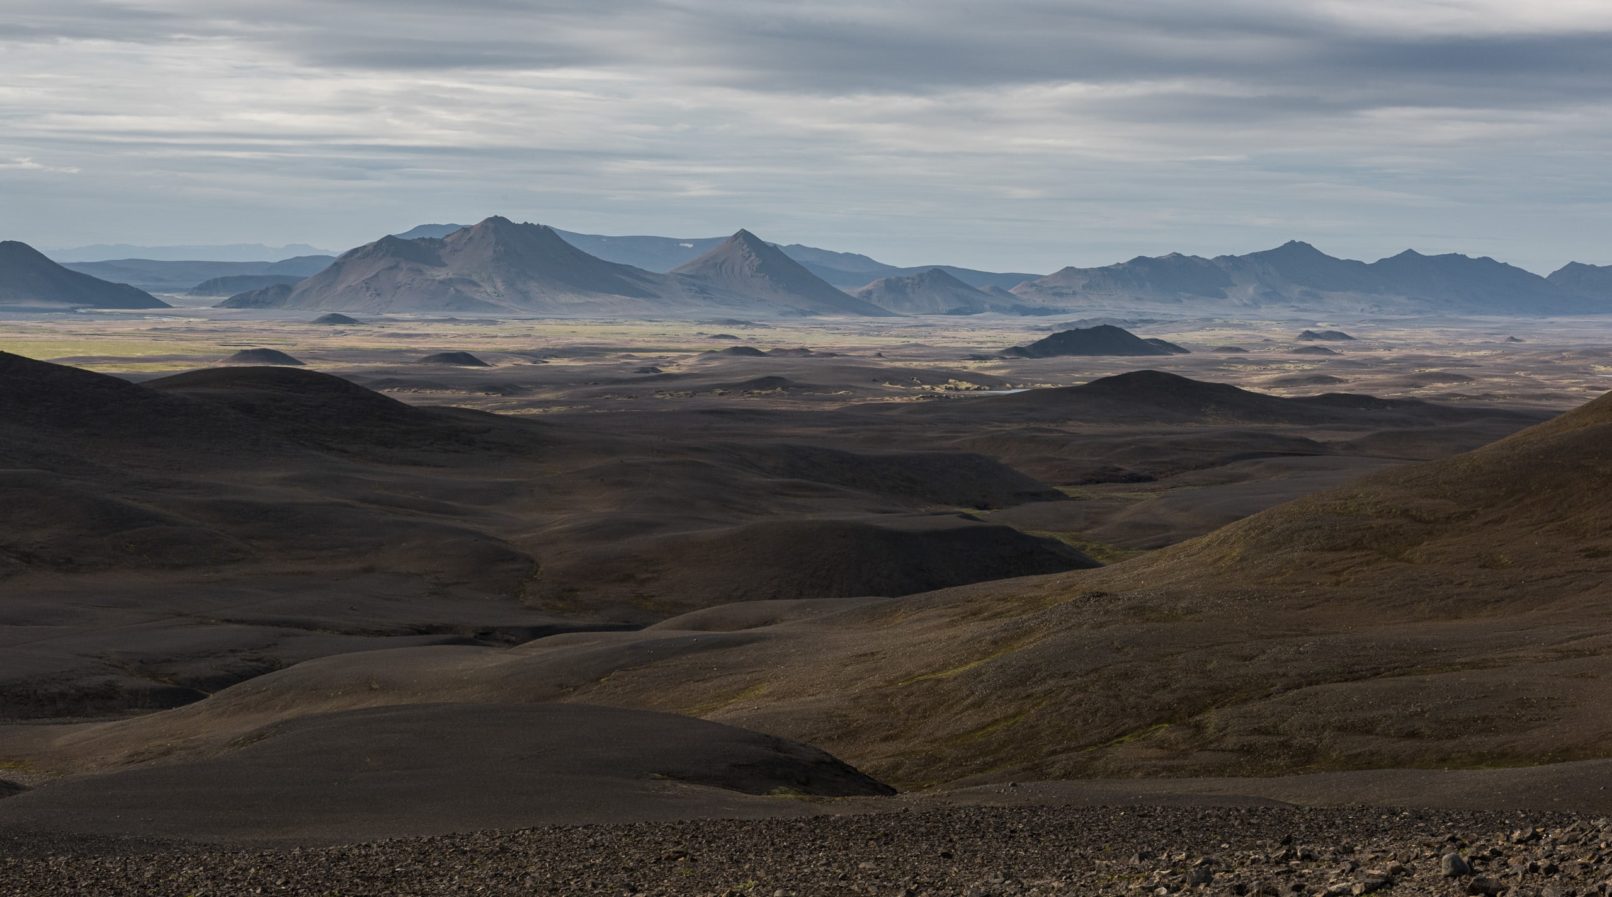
left=4, top=1, right=1611, bottom=271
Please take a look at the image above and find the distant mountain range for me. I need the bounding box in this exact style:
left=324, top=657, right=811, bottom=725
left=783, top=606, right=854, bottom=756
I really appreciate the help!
left=225, top=218, right=891, bottom=316
left=61, top=256, right=334, bottom=293
left=10, top=221, right=1612, bottom=316
left=394, top=223, right=1037, bottom=291
left=1010, top=240, right=1608, bottom=315
left=0, top=241, right=168, bottom=310
left=45, top=242, right=337, bottom=263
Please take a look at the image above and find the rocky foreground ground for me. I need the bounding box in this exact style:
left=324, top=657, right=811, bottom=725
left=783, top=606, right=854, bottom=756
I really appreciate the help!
left=5, top=804, right=1612, bottom=896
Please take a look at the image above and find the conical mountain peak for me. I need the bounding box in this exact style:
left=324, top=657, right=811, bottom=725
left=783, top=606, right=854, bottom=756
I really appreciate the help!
left=672, top=229, right=891, bottom=316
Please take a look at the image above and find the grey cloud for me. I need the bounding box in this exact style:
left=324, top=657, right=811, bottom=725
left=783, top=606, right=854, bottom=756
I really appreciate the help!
left=2, top=1, right=1611, bottom=274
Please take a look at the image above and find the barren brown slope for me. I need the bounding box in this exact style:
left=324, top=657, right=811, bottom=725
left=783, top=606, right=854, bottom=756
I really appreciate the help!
left=28, top=387, right=1606, bottom=790
left=0, top=354, right=1108, bottom=722
left=0, top=704, right=889, bottom=843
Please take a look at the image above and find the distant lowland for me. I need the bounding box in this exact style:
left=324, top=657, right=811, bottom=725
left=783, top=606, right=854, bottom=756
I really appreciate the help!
left=4, top=220, right=1610, bottom=316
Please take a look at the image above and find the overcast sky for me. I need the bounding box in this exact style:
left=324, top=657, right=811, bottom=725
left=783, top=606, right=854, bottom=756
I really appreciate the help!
left=4, top=1, right=1612, bottom=273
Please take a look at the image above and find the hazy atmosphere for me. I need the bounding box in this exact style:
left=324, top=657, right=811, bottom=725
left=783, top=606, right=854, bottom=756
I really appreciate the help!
left=6, top=0, right=1612, bottom=271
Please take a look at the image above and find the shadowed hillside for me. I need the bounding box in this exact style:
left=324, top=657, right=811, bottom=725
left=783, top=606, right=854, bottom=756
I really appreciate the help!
left=31, top=383, right=1601, bottom=791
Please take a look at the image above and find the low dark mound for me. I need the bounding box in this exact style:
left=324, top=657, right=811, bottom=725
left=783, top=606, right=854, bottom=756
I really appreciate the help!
left=1292, top=346, right=1339, bottom=356
left=223, top=348, right=303, bottom=366
left=708, top=346, right=767, bottom=357
left=920, top=370, right=1482, bottom=428
left=765, top=347, right=816, bottom=357
left=1003, top=325, right=1182, bottom=358
left=1299, top=329, right=1356, bottom=341
left=1212, top=346, right=1251, bottom=353
left=547, top=516, right=1097, bottom=612
left=0, top=703, right=892, bottom=841
left=417, top=351, right=491, bottom=367
left=1269, top=374, right=1347, bottom=388
left=187, top=274, right=303, bottom=297
left=635, top=365, right=664, bottom=374
left=310, top=313, right=361, bottom=325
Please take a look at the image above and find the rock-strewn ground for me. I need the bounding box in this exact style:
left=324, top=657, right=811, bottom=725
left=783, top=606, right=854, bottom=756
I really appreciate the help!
left=5, top=805, right=1611, bottom=897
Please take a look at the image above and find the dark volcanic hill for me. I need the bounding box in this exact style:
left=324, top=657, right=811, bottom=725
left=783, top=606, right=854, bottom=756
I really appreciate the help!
left=223, top=348, right=304, bottom=366
left=671, top=230, right=892, bottom=317
left=1012, top=240, right=1605, bottom=315
left=0, top=241, right=168, bottom=309
left=418, top=351, right=490, bottom=367
left=853, top=268, right=992, bottom=315
left=1002, top=325, right=1185, bottom=358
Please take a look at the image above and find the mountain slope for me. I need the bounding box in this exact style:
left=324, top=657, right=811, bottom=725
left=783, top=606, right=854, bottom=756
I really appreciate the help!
left=671, top=230, right=893, bottom=316
left=0, top=241, right=168, bottom=309
left=1548, top=261, right=1612, bottom=300
left=853, top=268, right=993, bottom=315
